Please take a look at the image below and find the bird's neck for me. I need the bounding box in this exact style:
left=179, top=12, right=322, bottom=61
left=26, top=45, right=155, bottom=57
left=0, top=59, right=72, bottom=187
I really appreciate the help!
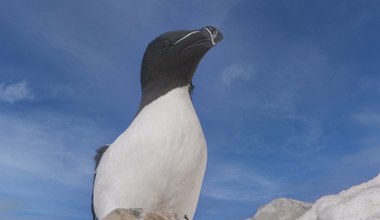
left=137, top=83, right=192, bottom=114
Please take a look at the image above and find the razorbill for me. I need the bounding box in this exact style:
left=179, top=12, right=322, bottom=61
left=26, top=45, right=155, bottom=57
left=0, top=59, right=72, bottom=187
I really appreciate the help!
left=92, top=26, right=223, bottom=220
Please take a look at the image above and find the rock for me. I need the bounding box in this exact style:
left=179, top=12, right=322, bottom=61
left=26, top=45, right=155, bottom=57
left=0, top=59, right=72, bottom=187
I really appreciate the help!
left=102, top=208, right=180, bottom=220
left=249, top=173, right=380, bottom=220
left=103, top=209, right=138, bottom=220
left=298, top=173, right=380, bottom=220
left=251, top=198, right=311, bottom=220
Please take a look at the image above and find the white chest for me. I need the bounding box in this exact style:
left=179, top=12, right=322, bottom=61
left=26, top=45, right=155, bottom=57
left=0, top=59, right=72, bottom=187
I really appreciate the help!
left=94, top=86, right=207, bottom=220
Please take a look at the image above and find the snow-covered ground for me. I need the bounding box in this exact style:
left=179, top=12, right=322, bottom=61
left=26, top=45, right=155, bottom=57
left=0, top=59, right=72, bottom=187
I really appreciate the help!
left=249, top=173, right=380, bottom=220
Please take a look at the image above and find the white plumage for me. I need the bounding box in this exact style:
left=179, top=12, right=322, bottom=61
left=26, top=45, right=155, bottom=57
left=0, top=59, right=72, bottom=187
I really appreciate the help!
left=93, top=85, right=207, bottom=219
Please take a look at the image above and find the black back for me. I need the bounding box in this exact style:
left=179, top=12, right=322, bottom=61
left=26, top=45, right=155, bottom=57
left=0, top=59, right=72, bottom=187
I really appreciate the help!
left=91, top=145, right=109, bottom=220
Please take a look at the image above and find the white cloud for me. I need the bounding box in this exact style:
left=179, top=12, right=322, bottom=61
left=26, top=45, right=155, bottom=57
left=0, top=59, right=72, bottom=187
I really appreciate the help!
left=220, top=63, right=253, bottom=86
left=0, top=81, right=34, bottom=103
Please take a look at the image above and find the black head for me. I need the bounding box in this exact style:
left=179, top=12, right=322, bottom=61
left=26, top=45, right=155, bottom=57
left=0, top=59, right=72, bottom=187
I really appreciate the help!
left=138, top=26, right=223, bottom=111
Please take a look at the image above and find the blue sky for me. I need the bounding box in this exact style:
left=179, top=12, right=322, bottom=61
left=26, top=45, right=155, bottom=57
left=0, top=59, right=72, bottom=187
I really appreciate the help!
left=1, top=0, right=380, bottom=219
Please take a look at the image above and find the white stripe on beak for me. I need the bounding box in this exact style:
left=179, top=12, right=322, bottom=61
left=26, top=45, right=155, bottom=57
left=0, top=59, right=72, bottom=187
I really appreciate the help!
left=203, top=27, right=217, bottom=46
left=173, top=31, right=200, bottom=46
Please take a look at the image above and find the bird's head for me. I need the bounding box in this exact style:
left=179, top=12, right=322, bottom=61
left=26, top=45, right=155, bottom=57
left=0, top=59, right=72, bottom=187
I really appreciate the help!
left=140, top=26, right=223, bottom=94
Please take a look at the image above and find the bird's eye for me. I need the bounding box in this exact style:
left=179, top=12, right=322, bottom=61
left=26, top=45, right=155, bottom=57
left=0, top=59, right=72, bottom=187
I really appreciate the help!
left=162, top=40, right=173, bottom=48
left=163, top=40, right=176, bottom=49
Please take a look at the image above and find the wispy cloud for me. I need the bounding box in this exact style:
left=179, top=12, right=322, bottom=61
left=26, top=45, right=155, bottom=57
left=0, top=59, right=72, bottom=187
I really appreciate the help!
left=320, top=111, right=380, bottom=191
left=342, top=145, right=380, bottom=167
left=0, top=110, right=112, bottom=219
left=0, top=199, right=23, bottom=213
left=0, top=111, right=110, bottom=186
left=279, top=116, right=327, bottom=157
left=220, top=63, right=254, bottom=87
left=352, top=111, right=380, bottom=129
left=346, top=111, right=380, bottom=167
left=202, top=164, right=282, bottom=202
left=0, top=81, right=34, bottom=104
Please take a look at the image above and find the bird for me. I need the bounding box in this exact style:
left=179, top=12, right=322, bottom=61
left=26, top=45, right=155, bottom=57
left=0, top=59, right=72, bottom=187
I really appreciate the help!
left=92, top=26, right=223, bottom=220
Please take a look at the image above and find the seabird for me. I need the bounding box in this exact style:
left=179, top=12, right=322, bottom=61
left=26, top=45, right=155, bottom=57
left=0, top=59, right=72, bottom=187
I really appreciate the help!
left=92, top=26, right=223, bottom=220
